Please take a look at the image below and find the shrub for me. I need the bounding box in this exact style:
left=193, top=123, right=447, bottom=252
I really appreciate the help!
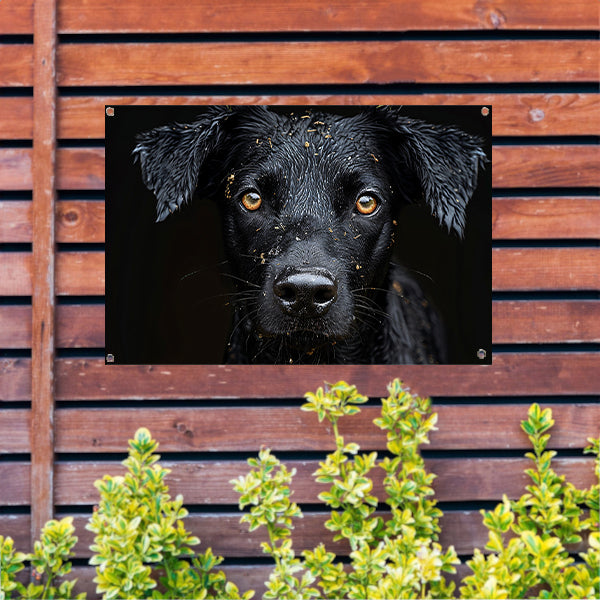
left=1, top=381, right=598, bottom=599
left=232, top=380, right=599, bottom=599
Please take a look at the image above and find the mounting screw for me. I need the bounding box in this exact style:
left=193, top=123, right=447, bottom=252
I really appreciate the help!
left=106, top=107, right=115, bottom=117
left=106, top=353, right=115, bottom=363
left=481, top=107, right=490, bottom=116
left=477, top=349, right=487, bottom=360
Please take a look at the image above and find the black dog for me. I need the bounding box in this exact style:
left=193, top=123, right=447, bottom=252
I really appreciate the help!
left=134, top=106, right=485, bottom=364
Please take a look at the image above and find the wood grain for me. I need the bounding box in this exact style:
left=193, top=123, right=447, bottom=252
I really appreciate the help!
left=0, top=305, right=106, bottom=349
left=493, top=145, right=600, bottom=188
left=492, top=197, right=600, bottom=240
left=0, top=508, right=588, bottom=558
left=0, top=410, right=30, bottom=453
left=0, top=45, right=33, bottom=86
left=0, top=252, right=105, bottom=296
left=492, top=248, right=600, bottom=291
left=0, top=201, right=105, bottom=243
left=52, top=404, right=600, bottom=453
left=3, top=0, right=598, bottom=34
left=3, top=456, right=593, bottom=506
left=493, top=300, right=600, bottom=343
left=2, top=354, right=598, bottom=402
left=3, top=94, right=598, bottom=139
left=57, top=41, right=599, bottom=87
left=31, top=0, right=58, bottom=544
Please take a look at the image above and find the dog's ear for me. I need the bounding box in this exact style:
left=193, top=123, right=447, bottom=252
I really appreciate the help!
left=379, top=109, right=487, bottom=237
left=133, top=107, right=231, bottom=222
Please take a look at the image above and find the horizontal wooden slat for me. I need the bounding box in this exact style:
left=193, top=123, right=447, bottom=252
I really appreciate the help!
left=3, top=248, right=596, bottom=296
left=2, top=94, right=598, bottom=139
left=3, top=146, right=598, bottom=191
left=56, top=200, right=105, bottom=242
left=0, top=200, right=105, bottom=243
left=2, top=0, right=598, bottom=34
left=2, top=300, right=597, bottom=349
left=0, top=304, right=102, bottom=348
left=54, top=456, right=600, bottom=505
left=0, top=149, right=32, bottom=190
left=53, top=404, right=600, bottom=453
left=492, top=248, right=600, bottom=291
left=0, top=45, right=33, bottom=86
left=493, top=197, right=600, bottom=239
left=494, top=145, right=600, bottom=188
left=0, top=252, right=105, bottom=296
left=57, top=41, right=598, bottom=86
left=1, top=353, right=596, bottom=401
left=2, top=456, right=593, bottom=506
left=0, top=508, right=588, bottom=560
left=0, top=410, right=30, bottom=453
left=493, top=300, right=600, bottom=343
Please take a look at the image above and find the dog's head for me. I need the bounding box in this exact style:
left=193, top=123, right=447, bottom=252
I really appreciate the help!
left=134, top=107, right=486, bottom=361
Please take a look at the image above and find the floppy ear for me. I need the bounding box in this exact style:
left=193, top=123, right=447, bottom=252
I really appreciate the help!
left=380, top=109, right=487, bottom=237
left=133, top=107, right=231, bottom=222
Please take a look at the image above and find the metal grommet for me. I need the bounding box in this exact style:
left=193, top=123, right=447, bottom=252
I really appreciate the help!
left=106, top=107, right=115, bottom=117
left=477, top=349, right=487, bottom=360
left=106, top=353, right=115, bottom=363
left=481, top=107, right=490, bottom=117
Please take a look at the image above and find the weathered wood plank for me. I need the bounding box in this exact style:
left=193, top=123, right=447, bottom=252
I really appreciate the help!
left=6, top=457, right=591, bottom=506
left=57, top=41, right=598, bottom=86
left=0, top=252, right=105, bottom=296
left=0, top=410, right=30, bottom=453
left=53, top=404, right=600, bottom=453
left=2, top=354, right=598, bottom=402
left=0, top=201, right=105, bottom=243
left=493, top=300, right=600, bottom=343
left=3, top=0, right=598, bottom=34
left=56, top=200, right=105, bottom=242
left=54, top=353, right=600, bottom=400
left=0, top=149, right=32, bottom=190
left=492, top=248, right=600, bottom=291
left=49, top=457, right=596, bottom=506
left=31, top=0, right=58, bottom=545
left=0, top=304, right=104, bottom=349
left=493, top=197, right=600, bottom=240
left=494, top=145, right=600, bottom=188
left=0, top=507, right=588, bottom=559
left=3, top=94, right=597, bottom=139
left=0, top=45, right=33, bottom=86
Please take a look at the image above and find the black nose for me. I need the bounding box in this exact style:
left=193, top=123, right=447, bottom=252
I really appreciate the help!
left=273, top=269, right=338, bottom=317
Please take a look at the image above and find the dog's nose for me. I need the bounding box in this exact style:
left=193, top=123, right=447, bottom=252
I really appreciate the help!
left=273, top=269, right=338, bottom=317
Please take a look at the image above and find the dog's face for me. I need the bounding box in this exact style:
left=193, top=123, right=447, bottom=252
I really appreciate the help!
left=134, top=107, right=486, bottom=362
left=220, top=110, right=398, bottom=348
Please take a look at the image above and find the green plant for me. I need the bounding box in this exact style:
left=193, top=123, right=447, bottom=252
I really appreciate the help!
left=233, top=380, right=599, bottom=600
left=233, top=380, right=459, bottom=599
left=0, top=517, right=83, bottom=600
left=460, top=403, right=600, bottom=599
left=87, top=427, right=252, bottom=600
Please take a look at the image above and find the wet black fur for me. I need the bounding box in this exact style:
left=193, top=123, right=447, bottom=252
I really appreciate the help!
left=134, top=106, right=486, bottom=364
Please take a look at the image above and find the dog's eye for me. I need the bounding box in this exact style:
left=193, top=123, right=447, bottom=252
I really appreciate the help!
left=241, top=191, right=262, bottom=211
left=355, top=194, right=378, bottom=215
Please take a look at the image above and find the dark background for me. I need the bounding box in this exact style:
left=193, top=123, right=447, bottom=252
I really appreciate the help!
left=105, top=105, right=492, bottom=364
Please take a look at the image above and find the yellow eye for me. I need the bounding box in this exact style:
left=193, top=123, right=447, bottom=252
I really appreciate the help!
left=356, top=194, right=378, bottom=215
left=241, top=191, right=262, bottom=211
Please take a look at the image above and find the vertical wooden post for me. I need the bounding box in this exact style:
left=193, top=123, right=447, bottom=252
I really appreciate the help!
left=31, top=0, right=58, bottom=547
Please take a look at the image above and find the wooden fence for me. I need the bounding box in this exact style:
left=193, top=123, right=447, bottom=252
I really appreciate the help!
left=0, top=0, right=598, bottom=596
